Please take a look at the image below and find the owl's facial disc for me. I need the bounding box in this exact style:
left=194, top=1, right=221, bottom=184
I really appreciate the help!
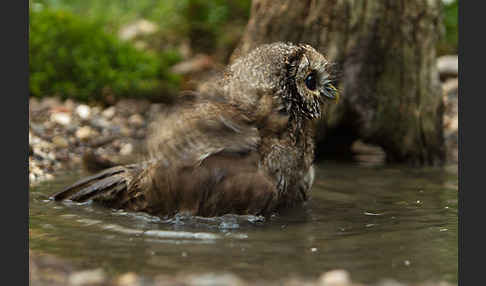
left=292, top=46, right=339, bottom=119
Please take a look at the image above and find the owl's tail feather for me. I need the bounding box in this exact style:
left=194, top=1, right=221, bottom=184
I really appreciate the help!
left=50, top=165, right=136, bottom=203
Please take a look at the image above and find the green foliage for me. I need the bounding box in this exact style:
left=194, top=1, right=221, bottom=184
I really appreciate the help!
left=29, top=8, right=181, bottom=102
left=438, top=0, right=458, bottom=55
left=31, top=0, right=251, bottom=58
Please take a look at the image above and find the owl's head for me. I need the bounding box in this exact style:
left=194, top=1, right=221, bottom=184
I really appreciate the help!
left=224, top=42, right=339, bottom=120
left=284, top=43, right=339, bottom=119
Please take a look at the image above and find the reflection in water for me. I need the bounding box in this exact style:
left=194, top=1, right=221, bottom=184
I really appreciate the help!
left=29, top=162, right=458, bottom=284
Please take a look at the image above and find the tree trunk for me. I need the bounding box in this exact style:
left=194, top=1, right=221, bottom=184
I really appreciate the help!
left=234, top=0, right=445, bottom=165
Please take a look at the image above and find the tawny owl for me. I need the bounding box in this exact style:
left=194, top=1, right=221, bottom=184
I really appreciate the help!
left=51, top=42, right=338, bottom=218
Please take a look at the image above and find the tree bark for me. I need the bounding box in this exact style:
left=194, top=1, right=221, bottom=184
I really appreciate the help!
left=234, top=0, right=445, bottom=165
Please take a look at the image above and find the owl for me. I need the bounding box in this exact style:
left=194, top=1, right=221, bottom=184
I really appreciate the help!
left=51, top=42, right=338, bottom=218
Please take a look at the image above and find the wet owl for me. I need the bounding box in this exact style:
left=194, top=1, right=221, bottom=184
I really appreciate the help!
left=52, top=42, right=338, bottom=218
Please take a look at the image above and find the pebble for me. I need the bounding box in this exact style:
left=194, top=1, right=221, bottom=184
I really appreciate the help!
left=318, top=269, right=351, bottom=286
left=128, top=114, right=145, bottom=127
left=116, top=272, right=140, bottom=286
left=50, top=112, right=71, bottom=126
left=75, top=104, right=91, bottom=120
left=52, top=136, right=69, bottom=148
left=185, top=273, right=245, bottom=286
left=119, top=143, right=133, bottom=156
left=90, top=117, right=111, bottom=130
left=121, top=126, right=133, bottom=137
left=437, top=55, right=458, bottom=79
left=68, top=269, right=105, bottom=286
left=102, top=106, right=116, bottom=119
left=76, top=126, right=95, bottom=141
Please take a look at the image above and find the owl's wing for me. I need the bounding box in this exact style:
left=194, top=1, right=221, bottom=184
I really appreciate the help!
left=147, top=91, right=261, bottom=167
left=52, top=91, right=276, bottom=216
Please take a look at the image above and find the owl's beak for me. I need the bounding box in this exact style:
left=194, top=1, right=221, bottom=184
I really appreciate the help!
left=321, top=84, right=340, bottom=104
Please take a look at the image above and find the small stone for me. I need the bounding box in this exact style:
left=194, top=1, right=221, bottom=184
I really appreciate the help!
left=76, top=104, right=91, bottom=120
left=318, top=269, right=351, bottom=286
left=102, top=106, right=116, bottom=119
left=120, top=127, right=133, bottom=137
left=68, top=269, right=105, bottom=286
left=90, top=117, right=111, bottom=130
left=116, top=272, right=140, bottom=286
left=186, top=273, right=244, bottom=286
left=52, top=136, right=69, bottom=148
left=119, top=143, right=133, bottom=156
left=76, top=126, right=94, bottom=141
left=91, top=106, right=102, bottom=115
left=119, top=19, right=158, bottom=41
left=437, top=55, right=458, bottom=80
left=50, top=112, right=71, bottom=126
left=128, top=114, right=144, bottom=127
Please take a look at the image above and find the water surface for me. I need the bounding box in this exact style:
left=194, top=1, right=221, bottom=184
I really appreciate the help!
left=29, top=162, right=458, bottom=284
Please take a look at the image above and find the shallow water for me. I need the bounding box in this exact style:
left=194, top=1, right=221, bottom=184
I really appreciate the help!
left=29, top=162, right=458, bottom=284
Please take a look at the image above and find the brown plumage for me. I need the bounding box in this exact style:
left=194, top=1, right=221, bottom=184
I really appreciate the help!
left=51, top=42, right=338, bottom=218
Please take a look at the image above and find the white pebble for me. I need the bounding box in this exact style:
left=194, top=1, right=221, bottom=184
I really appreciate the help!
left=120, top=143, right=133, bottom=156
left=319, top=269, right=351, bottom=286
left=76, top=104, right=91, bottom=120
left=102, top=106, right=116, bottom=119
left=68, top=269, right=105, bottom=286
left=76, top=126, right=94, bottom=140
left=128, top=114, right=144, bottom=127
left=50, top=112, right=71, bottom=126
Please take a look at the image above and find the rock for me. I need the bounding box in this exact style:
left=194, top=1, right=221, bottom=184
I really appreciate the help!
left=102, top=106, right=116, bottom=119
left=76, top=126, right=95, bottom=141
left=90, top=117, right=111, bottom=130
left=120, top=126, right=133, bottom=137
left=185, top=273, right=245, bottom=286
left=442, top=78, right=458, bottom=98
left=91, top=106, right=102, bottom=116
left=437, top=55, right=458, bottom=80
left=75, top=105, right=91, bottom=120
left=52, top=136, right=69, bottom=148
left=115, top=272, right=140, bottom=286
left=68, top=269, right=105, bottom=286
left=318, top=269, right=351, bottom=286
left=170, top=54, right=214, bottom=75
left=128, top=114, right=145, bottom=127
left=50, top=112, right=72, bottom=126
left=119, top=19, right=158, bottom=41
left=375, top=279, right=405, bottom=286
left=120, top=143, right=133, bottom=156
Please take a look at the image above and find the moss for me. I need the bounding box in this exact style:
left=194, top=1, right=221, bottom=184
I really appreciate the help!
left=29, top=8, right=181, bottom=102
left=32, top=0, right=251, bottom=60
left=437, top=0, right=458, bottom=55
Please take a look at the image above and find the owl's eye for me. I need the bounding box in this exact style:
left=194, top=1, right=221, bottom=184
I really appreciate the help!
left=305, top=72, right=317, bottom=91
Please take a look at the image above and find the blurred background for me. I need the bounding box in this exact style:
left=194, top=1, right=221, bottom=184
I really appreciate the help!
left=29, top=0, right=252, bottom=103
left=29, top=0, right=457, bottom=103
